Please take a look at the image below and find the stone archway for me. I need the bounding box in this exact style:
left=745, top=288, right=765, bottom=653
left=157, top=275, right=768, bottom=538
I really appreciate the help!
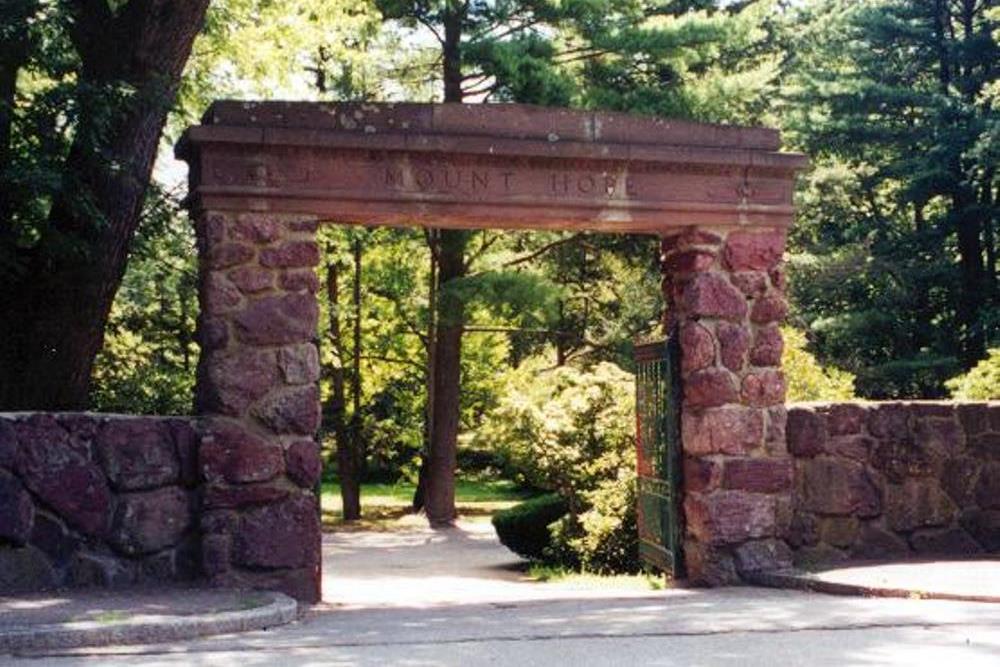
left=177, top=101, right=807, bottom=602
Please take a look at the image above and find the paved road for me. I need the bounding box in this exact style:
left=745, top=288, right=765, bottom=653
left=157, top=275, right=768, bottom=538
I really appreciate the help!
left=6, top=521, right=999, bottom=666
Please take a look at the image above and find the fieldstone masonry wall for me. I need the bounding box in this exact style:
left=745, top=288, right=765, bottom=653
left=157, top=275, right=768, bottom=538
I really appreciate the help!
left=0, top=413, right=199, bottom=593
left=663, top=226, right=793, bottom=584
left=787, top=401, right=1000, bottom=564
left=194, top=210, right=324, bottom=603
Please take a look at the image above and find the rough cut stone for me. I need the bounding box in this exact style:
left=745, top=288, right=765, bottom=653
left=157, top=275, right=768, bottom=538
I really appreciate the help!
left=868, top=403, right=910, bottom=439
left=0, top=418, right=16, bottom=469
left=793, top=543, right=847, bottom=569
left=235, top=494, right=320, bottom=569
left=278, top=344, right=320, bottom=385
left=69, top=552, right=135, bottom=588
left=252, top=385, right=322, bottom=436
left=961, top=509, right=1000, bottom=551
left=233, top=293, right=319, bottom=346
left=913, top=417, right=963, bottom=460
left=0, top=545, right=57, bottom=593
left=801, top=458, right=881, bottom=517
left=909, top=528, right=982, bottom=556
left=679, top=322, right=715, bottom=373
left=683, top=540, right=739, bottom=586
left=111, top=487, right=193, bottom=556
left=681, top=273, right=748, bottom=321
left=733, top=538, right=792, bottom=574
left=717, top=322, right=750, bottom=372
left=168, top=419, right=200, bottom=487
left=818, top=516, right=859, bottom=548
left=968, top=433, right=1000, bottom=461
left=787, top=408, right=826, bottom=457
left=201, top=348, right=279, bottom=417
left=96, top=419, right=179, bottom=491
left=207, top=243, right=255, bottom=270
left=741, top=370, right=786, bottom=408
left=30, top=512, right=77, bottom=564
left=231, top=215, right=282, bottom=243
left=682, top=407, right=764, bottom=456
left=826, top=403, right=867, bottom=436
left=663, top=249, right=716, bottom=274
left=723, top=230, right=785, bottom=272
left=286, top=439, right=322, bottom=488
left=683, top=368, right=738, bottom=408
left=200, top=422, right=284, bottom=484
left=0, top=470, right=34, bottom=545
left=280, top=270, right=321, bottom=293
left=730, top=272, right=769, bottom=298
left=684, top=491, right=776, bottom=545
left=885, top=479, right=957, bottom=532
left=872, top=439, right=934, bottom=483
left=204, top=484, right=291, bottom=509
left=259, top=241, right=321, bottom=268
left=198, top=317, right=229, bottom=351
left=661, top=229, right=722, bottom=254
left=749, top=294, right=788, bottom=324
left=228, top=266, right=274, bottom=294
left=201, top=533, right=232, bottom=577
left=849, top=525, right=911, bottom=560
left=957, top=403, right=990, bottom=436
left=824, top=435, right=874, bottom=462
left=940, top=457, right=983, bottom=508
left=749, top=324, right=783, bottom=367
left=974, top=462, right=1000, bottom=510
left=202, top=272, right=243, bottom=313
left=684, top=457, right=721, bottom=493
left=722, top=458, right=792, bottom=494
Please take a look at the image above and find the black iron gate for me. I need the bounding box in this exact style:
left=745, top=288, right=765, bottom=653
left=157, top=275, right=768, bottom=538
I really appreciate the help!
left=635, top=336, right=683, bottom=577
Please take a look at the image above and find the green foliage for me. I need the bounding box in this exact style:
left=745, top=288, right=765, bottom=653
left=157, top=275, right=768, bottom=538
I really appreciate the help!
left=947, top=348, right=1000, bottom=400
left=782, top=327, right=856, bottom=402
left=480, top=357, right=640, bottom=571
left=491, top=494, right=569, bottom=560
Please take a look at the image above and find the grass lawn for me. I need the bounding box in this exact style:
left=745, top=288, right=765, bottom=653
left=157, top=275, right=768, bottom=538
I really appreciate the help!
left=525, top=564, right=667, bottom=591
left=321, top=478, right=539, bottom=531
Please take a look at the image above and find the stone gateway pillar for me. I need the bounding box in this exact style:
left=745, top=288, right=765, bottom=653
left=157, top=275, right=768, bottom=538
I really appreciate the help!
left=663, top=227, right=792, bottom=584
left=193, top=210, right=324, bottom=603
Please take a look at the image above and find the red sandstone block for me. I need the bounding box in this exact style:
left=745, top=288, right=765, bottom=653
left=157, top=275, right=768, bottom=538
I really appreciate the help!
left=234, top=493, right=320, bottom=569
left=741, top=369, right=786, bottom=407
left=289, top=219, right=319, bottom=233
left=679, top=321, right=715, bottom=373
left=280, top=271, right=320, bottom=294
left=723, top=457, right=793, bottom=493
left=259, top=241, right=320, bottom=269
left=684, top=368, right=739, bottom=408
left=662, top=249, right=716, bottom=274
left=278, top=344, right=320, bottom=385
left=684, top=457, right=722, bottom=493
left=723, top=230, right=785, bottom=272
left=232, top=215, right=283, bottom=244
left=682, top=406, right=764, bottom=456
left=660, top=229, right=723, bottom=255
left=252, top=385, right=322, bottom=436
left=207, top=243, right=255, bottom=270
left=717, top=322, right=750, bottom=372
left=233, top=293, right=318, bottom=346
left=203, top=484, right=291, bottom=509
left=684, top=490, right=777, bottom=545
left=730, top=271, right=769, bottom=298
left=202, top=348, right=279, bottom=417
left=750, top=324, right=783, bottom=367
left=766, top=406, right=787, bottom=453
left=787, top=407, right=826, bottom=457
left=750, top=293, right=788, bottom=324
left=201, top=272, right=243, bottom=314
left=228, top=266, right=274, bottom=294
left=200, top=421, right=284, bottom=485
left=286, top=439, right=322, bottom=488
left=800, top=457, right=881, bottom=518
left=681, top=273, right=748, bottom=321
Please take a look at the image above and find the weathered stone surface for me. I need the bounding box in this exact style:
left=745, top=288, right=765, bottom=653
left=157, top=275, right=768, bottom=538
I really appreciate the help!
left=30, top=512, right=77, bottom=564
left=685, top=491, right=776, bottom=545
left=679, top=322, right=715, bottom=373
left=826, top=404, right=867, bottom=436
left=199, top=213, right=228, bottom=246
left=974, top=462, right=1000, bottom=510
left=289, top=219, right=319, bottom=233
left=723, top=230, right=785, bottom=272
left=278, top=344, right=320, bottom=385
left=207, top=243, right=254, bottom=270
left=69, top=552, right=135, bottom=588
left=280, top=271, right=320, bottom=293
left=662, top=249, right=716, bottom=274
left=201, top=422, right=284, bottom=484
left=786, top=511, right=820, bottom=548
left=818, top=517, right=859, bottom=548
left=909, top=528, right=982, bottom=556
left=202, top=272, right=243, bottom=313
left=872, top=439, right=934, bottom=483
left=233, top=293, right=319, bottom=346
left=202, top=533, right=232, bottom=577
left=0, top=418, right=16, bottom=469
left=198, top=317, right=229, bottom=351
left=111, top=487, right=193, bottom=556
left=769, top=267, right=786, bottom=292
left=824, top=435, right=874, bottom=462
left=253, top=385, right=322, bottom=436
left=990, top=404, right=1000, bottom=431
left=793, top=543, right=847, bottom=568
left=730, top=272, right=769, bottom=298
left=682, top=407, right=764, bottom=456
left=97, top=419, right=179, bottom=491
left=0, top=470, right=34, bottom=545
left=201, top=348, right=279, bottom=417
left=259, top=241, right=320, bottom=268
left=765, top=407, right=787, bottom=454
left=957, top=403, right=990, bottom=436
left=235, top=494, right=320, bottom=569
left=684, top=457, right=721, bottom=493
left=741, top=370, right=785, bottom=408
left=286, top=439, right=322, bottom=488
left=681, top=273, right=747, bottom=321
left=0, top=545, right=56, bottom=593
left=912, top=417, right=963, bottom=460
left=749, top=324, right=783, bottom=367
left=961, top=509, right=1000, bottom=551
left=849, top=525, right=910, bottom=560
left=168, top=419, right=200, bottom=487
left=733, top=538, right=792, bottom=574
left=940, top=457, right=983, bottom=508
left=801, top=458, right=881, bottom=517
left=204, top=484, right=291, bottom=509
left=684, top=368, right=738, bottom=408
left=885, top=479, right=957, bottom=532
left=969, top=433, right=1000, bottom=460
left=868, top=403, right=910, bottom=439
left=749, top=294, right=787, bottom=324
left=722, top=458, right=792, bottom=493
left=14, top=416, right=111, bottom=537
left=787, top=408, right=826, bottom=457
left=231, top=214, right=282, bottom=243
left=717, top=322, right=750, bottom=372
left=228, top=266, right=274, bottom=294
left=661, top=229, right=723, bottom=253
left=683, top=539, right=739, bottom=586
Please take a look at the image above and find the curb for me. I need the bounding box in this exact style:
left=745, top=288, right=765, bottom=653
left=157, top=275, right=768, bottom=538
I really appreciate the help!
left=746, top=569, right=1000, bottom=604
left=0, top=591, right=299, bottom=653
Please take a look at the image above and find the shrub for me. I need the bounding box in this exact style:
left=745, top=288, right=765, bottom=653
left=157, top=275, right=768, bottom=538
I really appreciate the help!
left=492, top=494, right=568, bottom=560
left=782, top=327, right=857, bottom=401
left=946, top=348, right=1000, bottom=400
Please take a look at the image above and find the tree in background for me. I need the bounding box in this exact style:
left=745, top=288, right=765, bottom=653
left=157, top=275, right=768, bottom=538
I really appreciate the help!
left=0, top=0, right=210, bottom=409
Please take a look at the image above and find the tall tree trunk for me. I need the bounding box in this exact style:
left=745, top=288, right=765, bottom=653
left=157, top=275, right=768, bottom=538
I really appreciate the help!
left=326, top=256, right=360, bottom=521
left=955, top=191, right=987, bottom=367
left=413, top=230, right=438, bottom=512
left=421, top=1, right=468, bottom=528
left=0, top=0, right=211, bottom=409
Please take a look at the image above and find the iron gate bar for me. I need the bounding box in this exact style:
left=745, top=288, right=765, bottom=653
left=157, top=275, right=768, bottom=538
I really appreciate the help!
left=634, top=335, right=683, bottom=577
